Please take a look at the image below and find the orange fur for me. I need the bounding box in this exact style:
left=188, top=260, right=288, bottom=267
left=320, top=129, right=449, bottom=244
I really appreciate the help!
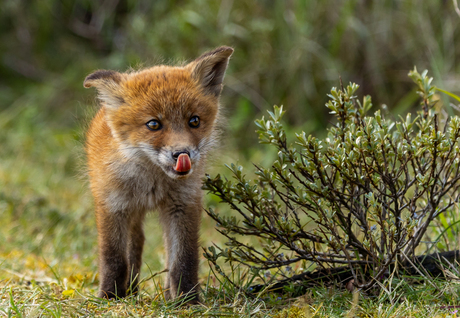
left=84, top=47, right=233, bottom=302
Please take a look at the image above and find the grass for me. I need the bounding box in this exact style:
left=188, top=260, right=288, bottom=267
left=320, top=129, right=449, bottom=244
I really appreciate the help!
left=2, top=267, right=460, bottom=317
left=1, top=93, right=460, bottom=317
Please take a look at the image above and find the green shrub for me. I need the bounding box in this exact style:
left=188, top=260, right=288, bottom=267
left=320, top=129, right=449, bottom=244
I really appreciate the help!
left=203, top=68, right=460, bottom=291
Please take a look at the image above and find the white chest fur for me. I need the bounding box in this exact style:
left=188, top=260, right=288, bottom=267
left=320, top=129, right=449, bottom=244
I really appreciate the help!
left=103, top=155, right=201, bottom=215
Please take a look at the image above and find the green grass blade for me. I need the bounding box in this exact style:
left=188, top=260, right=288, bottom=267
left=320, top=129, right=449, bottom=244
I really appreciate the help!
left=436, top=87, right=460, bottom=102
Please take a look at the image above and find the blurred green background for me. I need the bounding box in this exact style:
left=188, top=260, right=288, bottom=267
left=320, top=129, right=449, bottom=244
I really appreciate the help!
left=0, top=0, right=459, bottom=286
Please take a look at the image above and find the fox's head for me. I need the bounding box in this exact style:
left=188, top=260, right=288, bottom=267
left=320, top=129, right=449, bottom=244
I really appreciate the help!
left=84, top=47, right=233, bottom=179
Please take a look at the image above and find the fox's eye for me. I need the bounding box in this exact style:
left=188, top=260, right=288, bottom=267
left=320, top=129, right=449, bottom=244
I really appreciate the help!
left=189, top=116, right=200, bottom=128
left=146, top=120, right=162, bottom=131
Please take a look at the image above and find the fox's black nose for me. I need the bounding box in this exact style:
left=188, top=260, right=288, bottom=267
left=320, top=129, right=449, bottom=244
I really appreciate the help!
left=172, top=150, right=190, bottom=160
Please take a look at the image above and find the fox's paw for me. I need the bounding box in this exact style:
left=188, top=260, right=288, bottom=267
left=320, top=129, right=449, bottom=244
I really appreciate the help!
left=98, top=288, right=127, bottom=299
left=165, top=287, right=200, bottom=305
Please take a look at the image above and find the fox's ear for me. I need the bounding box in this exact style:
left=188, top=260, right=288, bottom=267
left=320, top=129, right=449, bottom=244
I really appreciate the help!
left=187, top=46, right=233, bottom=97
left=83, top=70, right=125, bottom=108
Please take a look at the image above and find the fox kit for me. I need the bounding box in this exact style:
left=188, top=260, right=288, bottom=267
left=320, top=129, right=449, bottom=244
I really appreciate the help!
left=84, top=47, right=233, bottom=302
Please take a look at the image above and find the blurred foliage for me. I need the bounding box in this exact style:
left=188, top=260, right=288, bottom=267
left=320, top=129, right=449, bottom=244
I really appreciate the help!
left=1, top=0, right=460, bottom=157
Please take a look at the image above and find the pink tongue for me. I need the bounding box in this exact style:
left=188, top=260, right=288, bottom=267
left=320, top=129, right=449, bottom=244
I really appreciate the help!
left=175, top=153, right=192, bottom=172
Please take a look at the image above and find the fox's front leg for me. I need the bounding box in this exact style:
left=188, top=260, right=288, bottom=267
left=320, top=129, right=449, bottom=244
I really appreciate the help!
left=127, top=216, right=145, bottom=294
left=160, top=198, right=201, bottom=303
left=96, top=205, right=129, bottom=299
